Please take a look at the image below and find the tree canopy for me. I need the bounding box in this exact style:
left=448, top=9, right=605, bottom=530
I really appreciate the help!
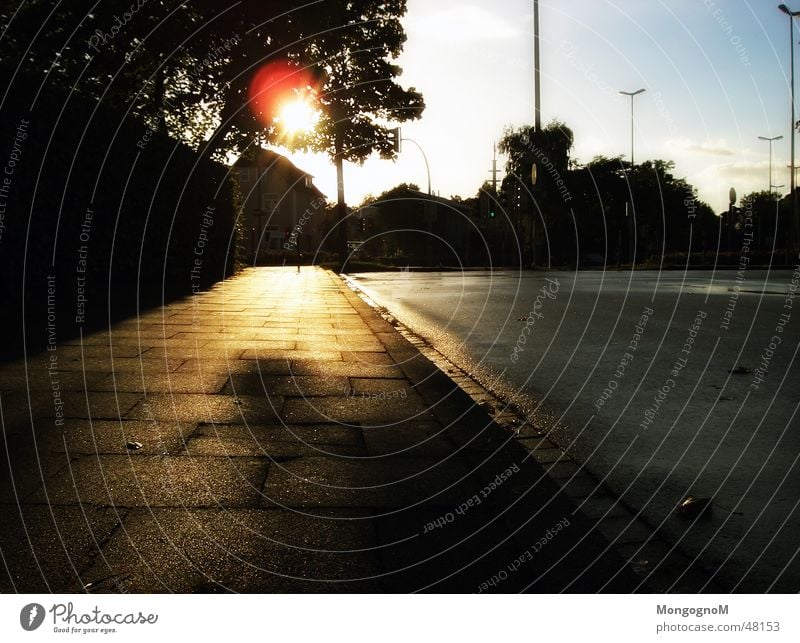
left=1, top=1, right=424, bottom=161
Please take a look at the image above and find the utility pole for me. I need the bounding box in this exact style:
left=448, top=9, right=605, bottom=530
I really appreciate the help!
left=534, top=0, right=541, bottom=131
left=779, top=4, right=800, bottom=258
left=490, top=142, right=500, bottom=192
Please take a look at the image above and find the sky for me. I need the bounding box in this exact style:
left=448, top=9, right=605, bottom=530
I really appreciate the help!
left=280, top=0, right=799, bottom=214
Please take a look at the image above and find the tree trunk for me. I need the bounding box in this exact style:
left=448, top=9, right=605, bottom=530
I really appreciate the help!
left=334, top=120, right=348, bottom=270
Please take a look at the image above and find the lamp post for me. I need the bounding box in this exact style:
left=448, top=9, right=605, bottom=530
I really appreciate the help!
left=400, top=137, right=431, bottom=197
left=778, top=3, right=800, bottom=255
left=400, top=135, right=433, bottom=265
left=619, top=88, right=646, bottom=167
left=534, top=0, right=541, bottom=132
left=759, top=135, right=783, bottom=194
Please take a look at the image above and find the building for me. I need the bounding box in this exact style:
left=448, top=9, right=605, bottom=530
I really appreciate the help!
left=234, top=150, right=327, bottom=260
left=358, top=187, right=480, bottom=265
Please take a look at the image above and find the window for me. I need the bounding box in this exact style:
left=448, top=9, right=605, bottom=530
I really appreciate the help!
left=262, top=192, right=280, bottom=213
left=238, top=167, right=252, bottom=183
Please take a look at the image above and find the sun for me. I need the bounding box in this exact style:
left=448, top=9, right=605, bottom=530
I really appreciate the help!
left=278, top=98, right=319, bottom=134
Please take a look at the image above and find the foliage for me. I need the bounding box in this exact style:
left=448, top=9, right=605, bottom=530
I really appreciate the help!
left=0, top=1, right=424, bottom=160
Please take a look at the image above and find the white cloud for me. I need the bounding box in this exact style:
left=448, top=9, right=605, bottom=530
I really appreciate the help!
left=406, top=5, right=520, bottom=42
left=665, top=138, right=738, bottom=157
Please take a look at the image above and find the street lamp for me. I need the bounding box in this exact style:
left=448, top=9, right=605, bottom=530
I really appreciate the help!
left=399, top=136, right=432, bottom=197
left=534, top=0, right=541, bottom=131
left=619, top=88, right=646, bottom=167
left=778, top=3, right=800, bottom=253
left=397, top=133, right=434, bottom=264
left=759, top=134, right=783, bottom=193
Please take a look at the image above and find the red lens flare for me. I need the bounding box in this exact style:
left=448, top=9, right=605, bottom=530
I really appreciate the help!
left=247, top=60, right=316, bottom=126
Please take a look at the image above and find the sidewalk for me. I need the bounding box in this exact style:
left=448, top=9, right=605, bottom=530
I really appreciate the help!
left=1, top=266, right=641, bottom=593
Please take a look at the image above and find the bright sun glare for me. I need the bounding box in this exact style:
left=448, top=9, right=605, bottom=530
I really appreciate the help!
left=278, top=99, right=319, bottom=134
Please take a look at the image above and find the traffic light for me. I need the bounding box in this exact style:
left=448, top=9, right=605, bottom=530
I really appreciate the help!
left=388, top=127, right=402, bottom=153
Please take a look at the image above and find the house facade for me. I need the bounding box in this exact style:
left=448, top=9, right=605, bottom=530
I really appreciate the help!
left=234, top=150, right=327, bottom=260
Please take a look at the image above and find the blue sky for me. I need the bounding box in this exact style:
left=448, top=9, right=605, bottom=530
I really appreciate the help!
left=283, top=0, right=798, bottom=213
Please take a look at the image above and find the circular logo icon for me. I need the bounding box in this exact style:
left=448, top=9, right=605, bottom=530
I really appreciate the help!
left=20, top=603, right=45, bottom=631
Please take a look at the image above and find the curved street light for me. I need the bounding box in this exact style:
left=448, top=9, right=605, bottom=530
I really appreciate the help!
left=619, top=88, right=646, bottom=167
left=759, top=134, right=784, bottom=194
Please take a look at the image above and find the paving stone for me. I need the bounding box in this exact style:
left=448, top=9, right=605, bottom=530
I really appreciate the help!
left=175, top=358, right=272, bottom=375
left=0, top=266, right=651, bottom=594
left=290, top=360, right=404, bottom=379
left=94, top=372, right=230, bottom=394
left=125, top=394, right=283, bottom=424
left=223, top=374, right=350, bottom=397
left=82, top=509, right=382, bottom=593
left=42, top=391, right=144, bottom=421
left=360, top=421, right=455, bottom=457
left=283, top=395, right=434, bottom=425
left=241, top=349, right=342, bottom=361
left=349, top=379, right=417, bottom=397
left=33, top=456, right=269, bottom=507
left=182, top=424, right=364, bottom=458
left=262, top=457, right=478, bottom=509
left=0, top=505, right=125, bottom=592
left=342, top=351, right=394, bottom=364
left=0, top=451, right=74, bottom=503
left=43, top=419, right=197, bottom=456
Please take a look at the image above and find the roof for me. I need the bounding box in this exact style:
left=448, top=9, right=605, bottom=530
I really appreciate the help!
left=234, top=149, right=326, bottom=199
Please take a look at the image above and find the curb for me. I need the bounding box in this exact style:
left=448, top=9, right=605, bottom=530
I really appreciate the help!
left=339, top=272, right=724, bottom=593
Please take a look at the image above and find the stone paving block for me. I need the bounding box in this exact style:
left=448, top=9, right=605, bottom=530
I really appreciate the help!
left=39, top=391, right=144, bottom=421
left=0, top=370, right=107, bottom=392
left=222, top=374, right=350, bottom=397
left=44, top=419, right=197, bottom=456
left=349, top=379, right=416, bottom=397
left=295, top=340, right=385, bottom=353
left=53, top=356, right=187, bottom=374
left=241, top=349, right=342, bottom=361
left=0, top=451, right=74, bottom=503
left=93, top=372, right=229, bottom=395
left=0, top=505, right=126, bottom=592
left=175, top=358, right=270, bottom=375
left=360, top=421, right=455, bottom=458
left=283, top=395, right=433, bottom=425
left=0, top=267, right=652, bottom=594
left=296, top=328, right=374, bottom=338
left=201, top=339, right=298, bottom=351
left=55, top=345, right=146, bottom=360
left=139, top=346, right=236, bottom=361
left=182, top=424, right=364, bottom=458
left=33, top=455, right=269, bottom=507
left=81, top=509, right=382, bottom=592
left=342, top=351, right=393, bottom=364
left=262, top=457, right=478, bottom=509
left=125, top=394, right=283, bottom=424
left=290, top=360, right=404, bottom=379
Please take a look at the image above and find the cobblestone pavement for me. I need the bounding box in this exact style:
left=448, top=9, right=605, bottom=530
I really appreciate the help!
left=0, top=267, right=642, bottom=593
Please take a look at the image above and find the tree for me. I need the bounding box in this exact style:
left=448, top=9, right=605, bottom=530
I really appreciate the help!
left=498, top=120, right=575, bottom=265
left=740, top=190, right=783, bottom=252
left=2, top=2, right=424, bottom=159
left=3, top=1, right=425, bottom=266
